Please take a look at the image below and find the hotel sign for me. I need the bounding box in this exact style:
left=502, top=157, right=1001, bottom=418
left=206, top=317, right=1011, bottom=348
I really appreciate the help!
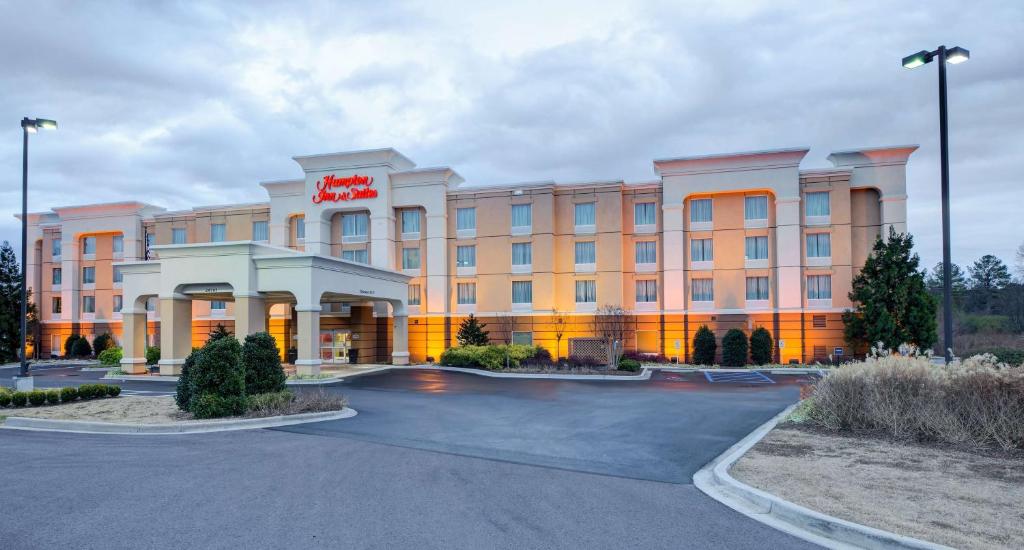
left=312, top=174, right=378, bottom=204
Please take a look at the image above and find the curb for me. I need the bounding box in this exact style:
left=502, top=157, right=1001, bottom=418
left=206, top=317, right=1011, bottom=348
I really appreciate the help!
left=104, top=374, right=179, bottom=383
left=406, top=365, right=652, bottom=381
left=0, top=407, right=356, bottom=435
left=81, top=367, right=114, bottom=372
left=692, top=404, right=952, bottom=550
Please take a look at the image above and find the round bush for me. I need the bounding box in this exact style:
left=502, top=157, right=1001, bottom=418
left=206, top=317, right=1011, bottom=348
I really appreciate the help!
left=145, top=346, right=161, bottom=365
left=12, top=392, right=28, bottom=407
left=77, top=385, right=94, bottom=400
left=64, top=334, right=82, bottom=358
left=92, top=333, right=114, bottom=354
left=175, top=350, right=199, bottom=411
left=106, top=385, right=121, bottom=397
left=242, top=332, right=286, bottom=395
left=693, top=325, right=717, bottom=366
left=722, top=329, right=749, bottom=367
left=0, top=393, right=11, bottom=407
left=71, top=337, right=93, bottom=358
left=28, top=390, right=47, bottom=406
left=190, top=337, right=245, bottom=401
left=749, top=327, right=773, bottom=365
left=60, top=386, right=78, bottom=403
left=45, top=389, right=61, bottom=405
left=98, top=347, right=123, bottom=366
left=190, top=393, right=247, bottom=419
left=618, top=358, right=642, bottom=372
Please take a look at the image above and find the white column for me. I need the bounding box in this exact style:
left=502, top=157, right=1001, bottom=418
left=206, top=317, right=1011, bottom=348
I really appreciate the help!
left=775, top=196, right=803, bottom=311
left=392, top=314, right=409, bottom=365
left=304, top=216, right=331, bottom=256
left=233, top=293, right=267, bottom=341
left=662, top=204, right=685, bottom=312
left=119, top=309, right=149, bottom=374
left=369, top=213, right=396, bottom=270
left=425, top=212, right=448, bottom=314
left=61, top=238, right=79, bottom=322
left=158, top=295, right=192, bottom=375
left=880, top=194, right=908, bottom=238
left=294, top=304, right=321, bottom=376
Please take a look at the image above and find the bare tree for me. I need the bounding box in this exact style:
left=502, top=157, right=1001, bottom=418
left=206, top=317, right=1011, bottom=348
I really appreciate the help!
left=595, top=304, right=630, bottom=367
left=492, top=313, right=515, bottom=344
left=551, top=309, right=568, bottom=361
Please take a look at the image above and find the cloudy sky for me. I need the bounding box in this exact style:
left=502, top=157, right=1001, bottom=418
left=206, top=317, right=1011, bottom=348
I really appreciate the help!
left=2, top=0, right=1021, bottom=271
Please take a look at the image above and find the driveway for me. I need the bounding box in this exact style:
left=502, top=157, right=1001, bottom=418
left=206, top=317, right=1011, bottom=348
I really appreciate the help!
left=0, top=367, right=819, bottom=549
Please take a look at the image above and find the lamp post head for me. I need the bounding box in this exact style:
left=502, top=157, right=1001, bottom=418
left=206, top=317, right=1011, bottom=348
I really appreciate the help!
left=946, top=46, right=970, bottom=64
left=902, top=50, right=932, bottom=69
left=21, top=117, right=58, bottom=133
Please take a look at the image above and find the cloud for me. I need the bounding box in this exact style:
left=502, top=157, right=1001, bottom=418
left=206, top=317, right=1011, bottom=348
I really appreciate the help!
left=1, top=0, right=1021, bottom=269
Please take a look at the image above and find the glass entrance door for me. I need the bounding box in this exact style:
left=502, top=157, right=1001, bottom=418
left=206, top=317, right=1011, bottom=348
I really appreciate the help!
left=319, top=330, right=352, bottom=363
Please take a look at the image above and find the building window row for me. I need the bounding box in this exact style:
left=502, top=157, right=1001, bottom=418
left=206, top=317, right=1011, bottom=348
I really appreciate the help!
left=342, top=213, right=369, bottom=241
left=691, top=238, right=713, bottom=262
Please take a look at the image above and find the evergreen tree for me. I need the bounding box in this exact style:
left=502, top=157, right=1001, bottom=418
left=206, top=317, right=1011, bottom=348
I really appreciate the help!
left=0, top=241, right=25, bottom=362
left=692, top=325, right=717, bottom=366
left=925, top=261, right=967, bottom=292
left=208, top=323, right=232, bottom=343
left=749, top=327, right=773, bottom=365
left=967, top=255, right=1011, bottom=314
left=456, top=314, right=489, bottom=346
left=843, top=229, right=937, bottom=352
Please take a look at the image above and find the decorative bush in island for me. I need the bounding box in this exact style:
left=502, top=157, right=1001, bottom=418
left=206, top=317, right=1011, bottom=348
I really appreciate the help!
left=749, top=327, right=773, bottom=365
left=241, top=332, right=287, bottom=395
left=440, top=344, right=548, bottom=370
left=693, top=325, right=717, bottom=366
left=721, top=329, right=749, bottom=367
left=98, top=347, right=123, bottom=366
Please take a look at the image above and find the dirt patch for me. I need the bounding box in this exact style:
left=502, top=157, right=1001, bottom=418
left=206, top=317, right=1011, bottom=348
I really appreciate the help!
left=4, top=396, right=184, bottom=423
left=732, top=424, right=1024, bottom=550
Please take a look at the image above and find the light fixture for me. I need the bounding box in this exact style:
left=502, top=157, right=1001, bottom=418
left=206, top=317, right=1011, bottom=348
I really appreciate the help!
left=35, top=119, right=58, bottom=130
left=945, top=46, right=970, bottom=64
left=902, top=50, right=931, bottom=69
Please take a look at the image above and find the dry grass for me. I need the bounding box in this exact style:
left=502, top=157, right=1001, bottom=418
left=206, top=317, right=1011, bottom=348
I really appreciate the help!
left=733, top=425, right=1024, bottom=550
left=4, top=396, right=183, bottom=423
left=244, top=389, right=347, bottom=418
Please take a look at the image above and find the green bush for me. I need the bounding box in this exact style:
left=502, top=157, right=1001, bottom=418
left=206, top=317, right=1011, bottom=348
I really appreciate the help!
left=618, top=358, right=642, bottom=372
left=64, top=334, right=82, bottom=358
left=45, top=389, right=61, bottom=405
left=106, top=385, right=121, bottom=397
left=28, top=390, right=46, bottom=406
left=0, top=392, right=11, bottom=407
left=12, top=392, right=27, bottom=407
left=693, top=325, right=717, bottom=366
left=145, top=346, right=161, bottom=365
left=92, top=333, right=114, bottom=354
left=749, top=327, right=773, bottom=365
left=959, top=314, right=1012, bottom=334
left=77, top=385, right=93, bottom=399
left=985, top=348, right=1024, bottom=367
left=722, top=329, right=749, bottom=367
left=60, top=386, right=78, bottom=403
left=175, top=350, right=199, bottom=411
left=439, top=344, right=540, bottom=370
left=98, top=347, right=123, bottom=366
left=71, top=337, right=93, bottom=358
left=190, top=393, right=247, bottom=419
left=242, top=332, right=286, bottom=395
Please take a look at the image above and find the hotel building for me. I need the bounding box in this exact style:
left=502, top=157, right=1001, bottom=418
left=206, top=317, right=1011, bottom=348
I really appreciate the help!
left=21, top=145, right=916, bottom=373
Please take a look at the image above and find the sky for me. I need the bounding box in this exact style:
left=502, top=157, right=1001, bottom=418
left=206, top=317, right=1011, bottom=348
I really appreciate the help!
left=1, top=0, right=1022, bottom=273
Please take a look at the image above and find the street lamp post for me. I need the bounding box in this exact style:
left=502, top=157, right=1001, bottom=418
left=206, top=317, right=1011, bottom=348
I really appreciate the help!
left=902, top=45, right=969, bottom=364
left=18, top=117, right=57, bottom=384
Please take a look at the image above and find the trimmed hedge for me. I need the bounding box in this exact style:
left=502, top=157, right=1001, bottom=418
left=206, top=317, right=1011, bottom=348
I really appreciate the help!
left=45, top=389, right=61, bottom=405
left=71, top=337, right=93, bottom=358
left=0, top=392, right=10, bottom=407
left=618, top=358, right=642, bottom=372
left=749, top=327, right=773, bottom=365
left=145, top=346, right=161, bottom=365
left=98, top=347, right=123, bottom=366
left=12, top=392, right=27, bottom=407
left=722, top=329, right=748, bottom=367
left=190, top=393, right=247, bottom=419
left=28, top=390, right=47, bottom=406
left=60, top=386, right=78, bottom=402
left=241, top=332, right=286, bottom=395
left=693, top=325, right=717, bottom=366
left=439, top=344, right=541, bottom=370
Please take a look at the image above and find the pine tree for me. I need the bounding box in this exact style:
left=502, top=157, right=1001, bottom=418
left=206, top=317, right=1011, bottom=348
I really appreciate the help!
left=843, top=229, right=937, bottom=352
left=925, top=261, right=967, bottom=292
left=967, top=255, right=1012, bottom=314
left=692, top=325, right=716, bottom=365
left=456, top=314, right=489, bottom=346
left=0, top=241, right=24, bottom=362
left=208, top=323, right=232, bottom=343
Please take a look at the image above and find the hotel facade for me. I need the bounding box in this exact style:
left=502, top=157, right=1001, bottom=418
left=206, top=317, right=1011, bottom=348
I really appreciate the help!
left=21, top=145, right=916, bottom=373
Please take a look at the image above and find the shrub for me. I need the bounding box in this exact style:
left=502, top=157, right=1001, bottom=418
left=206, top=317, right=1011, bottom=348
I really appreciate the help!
left=456, top=314, right=490, bottom=346
left=986, top=348, right=1024, bottom=367
left=64, top=334, right=82, bottom=358
left=522, top=346, right=554, bottom=367
left=246, top=388, right=345, bottom=418
left=246, top=390, right=296, bottom=416
left=92, top=333, right=114, bottom=354
left=60, top=386, right=78, bottom=403
left=71, top=337, right=92, bottom=358
left=439, top=344, right=541, bottom=370
left=106, top=385, right=121, bottom=397
left=722, top=329, right=749, bottom=367
left=77, top=385, right=94, bottom=399
left=45, top=389, right=61, bottom=405
left=190, top=393, right=248, bottom=419
left=12, top=392, right=28, bottom=407
left=98, top=347, right=124, bottom=366
left=242, top=332, right=286, bottom=395
left=749, top=327, right=773, bottom=365
left=622, top=351, right=671, bottom=364
left=145, top=346, right=161, bottom=365
left=175, top=350, right=199, bottom=411
left=28, top=390, right=47, bottom=406
left=565, top=354, right=602, bottom=368
left=0, top=393, right=11, bottom=407
left=693, top=325, right=717, bottom=366
left=618, top=358, right=642, bottom=372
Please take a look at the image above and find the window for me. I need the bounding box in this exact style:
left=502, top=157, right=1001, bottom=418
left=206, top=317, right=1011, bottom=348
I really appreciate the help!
left=744, top=196, right=768, bottom=220
left=635, top=241, right=657, bottom=265
left=512, top=281, right=532, bottom=305
left=402, top=210, right=420, bottom=234
left=172, top=228, right=187, bottom=245
left=574, top=241, right=596, bottom=264
left=145, top=233, right=154, bottom=259
left=574, top=202, right=596, bottom=226
left=211, top=300, right=227, bottom=310
left=402, top=247, right=420, bottom=270
left=807, top=275, right=832, bottom=300
left=805, top=192, right=830, bottom=217
left=341, top=249, right=368, bottom=263
left=457, top=282, right=476, bottom=305
left=82, top=296, right=95, bottom=314
left=112, top=235, right=124, bottom=254
left=408, top=284, right=421, bottom=306
left=211, top=223, right=226, bottom=242
left=575, top=280, right=596, bottom=303
left=113, top=266, right=123, bottom=283
left=511, top=204, right=532, bottom=229
left=52, top=238, right=61, bottom=257
left=745, top=236, right=769, bottom=260
left=634, top=202, right=656, bottom=226
left=807, top=233, right=831, bottom=257
left=512, top=331, right=533, bottom=345
left=52, top=268, right=62, bottom=285
left=52, top=297, right=61, bottom=314
left=690, top=199, right=712, bottom=223
left=691, top=238, right=713, bottom=262
left=691, top=279, right=714, bottom=302
left=113, top=295, right=122, bottom=313
left=456, top=245, right=476, bottom=268
left=82, top=266, right=95, bottom=284
left=511, top=242, right=532, bottom=266
left=82, top=237, right=96, bottom=255
left=252, top=221, right=269, bottom=241
left=635, top=280, right=658, bottom=303
left=342, top=213, right=369, bottom=238
left=146, top=297, right=156, bottom=312
left=456, top=208, right=476, bottom=231
left=295, top=217, right=305, bottom=239
left=746, top=276, right=770, bottom=300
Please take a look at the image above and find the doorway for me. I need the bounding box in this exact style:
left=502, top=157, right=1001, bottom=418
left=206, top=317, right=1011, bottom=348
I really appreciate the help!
left=319, top=329, right=352, bottom=363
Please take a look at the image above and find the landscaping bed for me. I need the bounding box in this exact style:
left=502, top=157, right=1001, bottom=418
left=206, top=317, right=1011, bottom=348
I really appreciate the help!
left=732, top=423, right=1024, bottom=550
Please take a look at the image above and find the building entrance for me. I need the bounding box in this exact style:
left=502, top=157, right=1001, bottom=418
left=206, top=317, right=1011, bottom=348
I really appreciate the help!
left=319, top=329, right=352, bottom=364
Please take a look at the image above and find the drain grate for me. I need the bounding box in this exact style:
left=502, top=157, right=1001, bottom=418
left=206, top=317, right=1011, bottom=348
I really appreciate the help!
left=703, top=371, right=774, bottom=384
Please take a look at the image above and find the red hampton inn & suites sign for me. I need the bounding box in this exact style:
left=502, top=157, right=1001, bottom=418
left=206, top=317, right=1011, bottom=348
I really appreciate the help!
left=312, top=174, right=378, bottom=204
